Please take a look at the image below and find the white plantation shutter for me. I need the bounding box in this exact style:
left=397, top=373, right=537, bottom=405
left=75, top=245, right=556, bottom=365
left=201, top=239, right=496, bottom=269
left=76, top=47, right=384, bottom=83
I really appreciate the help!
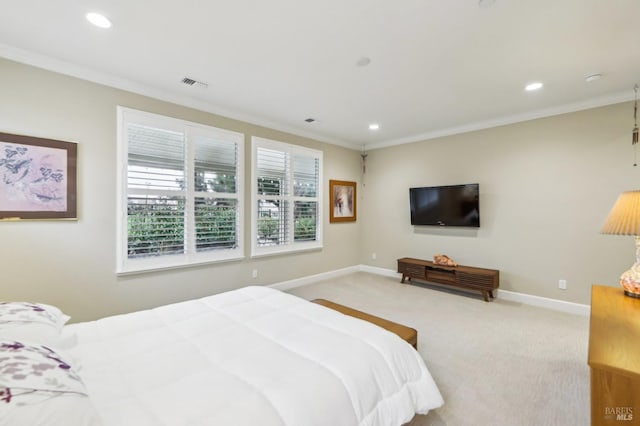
left=252, top=137, right=322, bottom=256
left=127, top=124, right=186, bottom=258
left=192, top=133, right=240, bottom=252
left=117, top=108, right=244, bottom=273
left=194, top=197, right=238, bottom=250
left=293, top=154, right=319, bottom=242
left=256, top=147, right=289, bottom=245
left=194, top=134, right=238, bottom=193
left=127, top=124, right=185, bottom=191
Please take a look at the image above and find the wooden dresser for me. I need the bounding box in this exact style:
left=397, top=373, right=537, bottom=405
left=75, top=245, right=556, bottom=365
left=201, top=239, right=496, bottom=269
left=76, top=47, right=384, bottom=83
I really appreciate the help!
left=588, top=285, right=640, bottom=425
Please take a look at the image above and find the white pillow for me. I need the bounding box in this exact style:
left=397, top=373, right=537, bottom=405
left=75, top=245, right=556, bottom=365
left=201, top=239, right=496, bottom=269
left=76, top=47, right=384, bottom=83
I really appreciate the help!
left=0, top=340, right=102, bottom=426
left=0, top=302, right=71, bottom=347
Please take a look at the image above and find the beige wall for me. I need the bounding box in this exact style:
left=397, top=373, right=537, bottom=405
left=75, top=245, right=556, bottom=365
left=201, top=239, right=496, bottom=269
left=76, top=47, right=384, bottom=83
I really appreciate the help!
left=2, top=58, right=636, bottom=315
left=0, top=58, right=362, bottom=321
left=360, top=102, right=640, bottom=305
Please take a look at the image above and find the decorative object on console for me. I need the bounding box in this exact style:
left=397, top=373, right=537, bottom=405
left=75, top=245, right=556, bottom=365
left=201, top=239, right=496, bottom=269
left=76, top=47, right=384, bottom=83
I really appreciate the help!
left=329, top=179, right=357, bottom=223
left=433, top=254, right=457, bottom=267
left=601, top=190, right=640, bottom=298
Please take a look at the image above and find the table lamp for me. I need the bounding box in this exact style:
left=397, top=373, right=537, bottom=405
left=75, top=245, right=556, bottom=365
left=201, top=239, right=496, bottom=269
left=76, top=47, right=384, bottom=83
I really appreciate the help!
left=601, top=190, right=640, bottom=297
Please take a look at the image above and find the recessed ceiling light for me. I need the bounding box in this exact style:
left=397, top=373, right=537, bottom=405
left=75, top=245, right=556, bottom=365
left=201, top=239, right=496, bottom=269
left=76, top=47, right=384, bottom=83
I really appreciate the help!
left=585, top=73, right=603, bottom=83
left=525, top=82, right=543, bottom=91
left=479, top=0, right=496, bottom=8
left=86, top=12, right=112, bottom=29
left=356, top=57, right=371, bottom=67
left=369, top=123, right=380, bottom=131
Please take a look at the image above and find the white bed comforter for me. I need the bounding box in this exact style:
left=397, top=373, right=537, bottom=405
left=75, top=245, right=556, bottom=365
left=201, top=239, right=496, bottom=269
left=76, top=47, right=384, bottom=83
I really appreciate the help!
left=66, top=286, right=443, bottom=426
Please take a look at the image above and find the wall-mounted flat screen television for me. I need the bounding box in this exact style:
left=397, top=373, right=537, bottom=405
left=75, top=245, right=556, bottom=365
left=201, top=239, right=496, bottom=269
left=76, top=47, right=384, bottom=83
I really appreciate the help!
left=409, top=183, right=480, bottom=227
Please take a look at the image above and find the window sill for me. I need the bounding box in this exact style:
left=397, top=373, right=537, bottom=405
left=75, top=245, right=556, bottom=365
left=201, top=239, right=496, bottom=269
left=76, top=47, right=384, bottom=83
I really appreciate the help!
left=250, top=243, right=323, bottom=259
left=116, top=252, right=245, bottom=276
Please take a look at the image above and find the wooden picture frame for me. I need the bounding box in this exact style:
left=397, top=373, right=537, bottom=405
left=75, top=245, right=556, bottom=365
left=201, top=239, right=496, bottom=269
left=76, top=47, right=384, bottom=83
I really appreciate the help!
left=0, top=132, right=77, bottom=220
left=330, top=180, right=356, bottom=223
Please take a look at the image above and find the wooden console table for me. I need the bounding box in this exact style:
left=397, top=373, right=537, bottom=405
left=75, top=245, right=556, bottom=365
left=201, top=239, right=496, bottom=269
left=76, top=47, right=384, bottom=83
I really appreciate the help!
left=588, top=285, right=640, bottom=425
left=397, top=257, right=499, bottom=301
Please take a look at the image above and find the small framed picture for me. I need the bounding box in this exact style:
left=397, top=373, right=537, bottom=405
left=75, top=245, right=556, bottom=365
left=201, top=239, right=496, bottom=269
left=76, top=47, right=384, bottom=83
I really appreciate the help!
left=0, top=132, right=77, bottom=220
left=330, top=179, right=356, bottom=223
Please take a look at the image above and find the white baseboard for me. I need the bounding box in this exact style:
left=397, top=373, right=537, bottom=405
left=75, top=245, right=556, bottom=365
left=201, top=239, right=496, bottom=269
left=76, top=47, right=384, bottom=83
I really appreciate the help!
left=268, top=266, right=360, bottom=291
left=359, top=264, right=401, bottom=278
left=496, top=289, right=590, bottom=316
left=365, top=265, right=591, bottom=316
left=271, top=264, right=590, bottom=316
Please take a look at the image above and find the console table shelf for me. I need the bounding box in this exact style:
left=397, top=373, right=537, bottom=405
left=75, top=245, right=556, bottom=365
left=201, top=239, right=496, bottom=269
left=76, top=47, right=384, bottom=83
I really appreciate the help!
left=397, top=257, right=499, bottom=301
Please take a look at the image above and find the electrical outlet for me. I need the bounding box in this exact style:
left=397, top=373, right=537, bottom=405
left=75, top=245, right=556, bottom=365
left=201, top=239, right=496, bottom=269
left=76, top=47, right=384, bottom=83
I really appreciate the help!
left=372, top=252, right=377, bottom=260
left=559, top=279, right=567, bottom=290
left=252, top=269, right=258, bottom=279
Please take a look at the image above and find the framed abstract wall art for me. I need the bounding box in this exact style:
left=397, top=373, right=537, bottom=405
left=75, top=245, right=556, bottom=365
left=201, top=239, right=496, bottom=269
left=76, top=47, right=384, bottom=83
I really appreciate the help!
left=0, top=132, right=77, bottom=220
left=329, top=179, right=356, bottom=223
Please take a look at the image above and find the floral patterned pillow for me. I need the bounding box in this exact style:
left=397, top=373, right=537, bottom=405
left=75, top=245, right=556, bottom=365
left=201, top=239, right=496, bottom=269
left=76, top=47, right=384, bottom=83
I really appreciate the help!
left=0, top=302, right=70, bottom=329
left=0, top=341, right=86, bottom=405
left=0, top=341, right=102, bottom=425
left=0, top=302, right=71, bottom=347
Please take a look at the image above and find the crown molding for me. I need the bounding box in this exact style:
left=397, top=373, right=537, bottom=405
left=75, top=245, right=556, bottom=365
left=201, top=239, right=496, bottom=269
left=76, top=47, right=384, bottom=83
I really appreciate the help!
left=0, top=43, right=361, bottom=151
left=365, top=91, right=633, bottom=151
left=1, top=43, right=632, bottom=154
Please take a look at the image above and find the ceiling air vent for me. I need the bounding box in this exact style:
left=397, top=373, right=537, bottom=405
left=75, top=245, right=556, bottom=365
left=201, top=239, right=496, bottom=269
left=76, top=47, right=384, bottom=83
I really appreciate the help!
left=181, top=77, right=208, bottom=88
left=304, top=118, right=316, bottom=123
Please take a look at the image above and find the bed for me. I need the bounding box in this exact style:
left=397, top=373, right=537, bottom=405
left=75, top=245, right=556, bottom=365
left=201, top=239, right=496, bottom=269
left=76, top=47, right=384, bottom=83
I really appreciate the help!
left=1, top=286, right=443, bottom=425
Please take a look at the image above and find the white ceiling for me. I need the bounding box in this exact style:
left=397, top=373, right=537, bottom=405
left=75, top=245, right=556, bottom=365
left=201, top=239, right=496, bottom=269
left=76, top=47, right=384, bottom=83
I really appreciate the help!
left=0, top=0, right=639, bottom=150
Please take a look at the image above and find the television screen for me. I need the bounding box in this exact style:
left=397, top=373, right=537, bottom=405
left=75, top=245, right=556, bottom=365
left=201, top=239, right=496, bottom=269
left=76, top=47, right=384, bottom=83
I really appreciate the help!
left=410, top=184, right=480, bottom=227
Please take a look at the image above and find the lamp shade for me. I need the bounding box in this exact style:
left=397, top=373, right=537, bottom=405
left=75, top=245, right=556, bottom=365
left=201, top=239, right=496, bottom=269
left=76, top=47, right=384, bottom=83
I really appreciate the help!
left=601, top=191, right=640, bottom=235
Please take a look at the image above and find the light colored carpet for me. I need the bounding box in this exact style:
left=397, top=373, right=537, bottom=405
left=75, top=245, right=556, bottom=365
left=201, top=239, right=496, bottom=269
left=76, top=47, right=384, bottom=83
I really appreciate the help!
left=287, top=272, right=590, bottom=426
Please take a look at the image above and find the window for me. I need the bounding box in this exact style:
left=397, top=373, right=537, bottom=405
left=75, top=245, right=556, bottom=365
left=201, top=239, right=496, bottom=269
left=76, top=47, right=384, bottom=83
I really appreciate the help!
left=252, top=137, right=322, bottom=256
left=117, top=107, right=244, bottom=273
